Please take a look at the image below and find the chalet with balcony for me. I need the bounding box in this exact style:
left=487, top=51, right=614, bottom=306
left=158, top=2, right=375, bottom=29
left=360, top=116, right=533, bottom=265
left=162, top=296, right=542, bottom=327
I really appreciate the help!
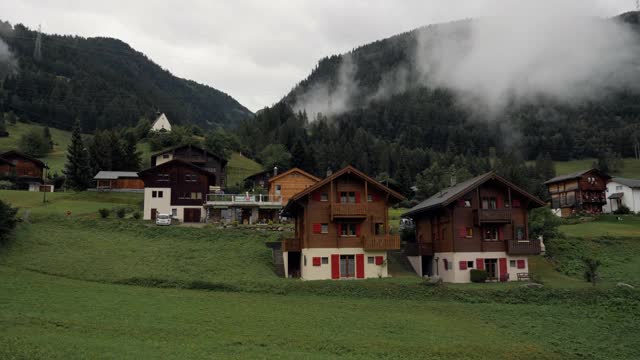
left=150, top=144, right=226, bottom=189
left=280, top=166, right=405, bottom=280
left=544, top=169, right=611, bottom=217
left=0, top=150, right=49, bottom=190
left=403, top=172, right=545, bottom=283
left=139, top=159, right=216, bottom=222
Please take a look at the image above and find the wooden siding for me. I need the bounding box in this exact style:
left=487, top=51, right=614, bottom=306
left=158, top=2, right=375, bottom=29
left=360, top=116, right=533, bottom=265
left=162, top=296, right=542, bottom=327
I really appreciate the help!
left=97, top=178, right=144, bottom=190
left=268, top=170, right=318, bottom=204
left=547, top=170, right=609, bottom=216
left=0, top=153, right=43, bottom=179
left=140, top=162, right=213, bottom=206
left=152, top=146, right=226, bottom=187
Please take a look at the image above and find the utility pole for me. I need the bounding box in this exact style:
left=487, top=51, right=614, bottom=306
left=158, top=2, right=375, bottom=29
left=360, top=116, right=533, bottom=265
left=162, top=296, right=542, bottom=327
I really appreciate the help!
left=42, top=163, right=47, bottom=203
left=34, top=24, right=42, bottom=61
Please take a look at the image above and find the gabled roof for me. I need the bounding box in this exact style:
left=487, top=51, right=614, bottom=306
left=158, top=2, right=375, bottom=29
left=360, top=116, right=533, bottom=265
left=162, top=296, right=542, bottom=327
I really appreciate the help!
left=151, top=113, right=171, bottom=131
left=138, top=159, right=217, bottom=178
left=0, top=150, right=48, bottom=169
left=285, top=165, right=405, bottom=210
left=611, top=177, right=640, bottom=189
left=0, top=157, right=15, bottom=166
left=403, top=171, right=545, bottom=218
left=94, top=171, right=140, bottom=180
left=268, top=167, right=321, bottom=183
left=544, top=168, right=611, bottom=185
left=150, top=144, right=227, bottom=165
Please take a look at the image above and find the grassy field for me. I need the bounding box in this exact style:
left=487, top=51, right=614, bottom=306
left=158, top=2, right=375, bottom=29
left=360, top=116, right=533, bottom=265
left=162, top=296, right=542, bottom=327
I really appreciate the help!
left=1, top=191, right=640, bottom=358
left=554, top=158, right=640, bottom=178
left=226, top=151, right=264, bottom=187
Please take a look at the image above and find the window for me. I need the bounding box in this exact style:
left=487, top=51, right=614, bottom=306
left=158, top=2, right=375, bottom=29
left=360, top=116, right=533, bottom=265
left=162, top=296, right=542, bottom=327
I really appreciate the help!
left=510, top=260, right=516, bottom=268
left=512, top=199, right=521, bottom=208
left=368, top=256, right=375, bottom=264
left=616, top=185, right=623, bottom=191
left=467, top=261, right=474, bottom=269
left=464, top=200, right=471, bottom=207
left=152, top=191, right=157, bottom=198
left=515, top=226, right=525, bottom=240
left=375, top=223, right=385, bottom=235
left=157, top=174, right=169, bottom=182
left=466, top=227, right=473, bottom=238
left=304, top=256, right=307, bottom=266
left=275, top=185, right=282, bottom=195
left=321, top=224, right=329, bottom=234
left=482, top=197, right=497, bottom=209
left=185, top=174, right=197, bottom=182
left=158, top=191, right=163, bottom=198
left=320, top=193, right=329, bottom=202
left=340, top=191, right=356, bottom=203
left=341, top=223, right=357, bottom=236
left=321, top=257, right=329, bottom=265
left=483, top=226, right=498, bottom=241
left=162, top=154, right=170, bottom=159
left=551, top=194, right=560, bottom=208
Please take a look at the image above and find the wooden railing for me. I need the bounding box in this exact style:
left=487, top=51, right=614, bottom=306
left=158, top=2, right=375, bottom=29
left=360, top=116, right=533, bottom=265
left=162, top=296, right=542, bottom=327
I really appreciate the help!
left=363, top=234, right=400, bottom=250
left=331, top=203, right=368, bottom=218
left=506, top=239, right=541, bottom=255
left=474, top=209, right=512, bottom=223
left=282, top=238, right=301, bottom=252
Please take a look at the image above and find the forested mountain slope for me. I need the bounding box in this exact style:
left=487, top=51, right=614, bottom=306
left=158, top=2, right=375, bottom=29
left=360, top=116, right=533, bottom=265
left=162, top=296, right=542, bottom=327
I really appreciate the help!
left=0, top=21, right=252, bottom=132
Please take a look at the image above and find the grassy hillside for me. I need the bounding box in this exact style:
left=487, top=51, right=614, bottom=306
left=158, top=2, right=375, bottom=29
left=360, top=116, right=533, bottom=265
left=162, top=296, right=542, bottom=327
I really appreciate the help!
left=0, top=123, right=262, bottom=184
left=0, top=191, right=639, bottom=358
left=554, top=158, right=640, bottom=178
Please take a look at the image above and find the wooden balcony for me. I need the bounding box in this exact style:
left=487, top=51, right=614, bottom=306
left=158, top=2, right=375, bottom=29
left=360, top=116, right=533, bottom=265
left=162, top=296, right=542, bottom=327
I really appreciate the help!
left=506, top=239, right=541, bottom=255
left=331, top=203, right=368, bottom=219
left=282, top=238, right=301, bottom=252
left=474, top=209, right=512, bottom=224
left=363, top=234, right=401, bottom=250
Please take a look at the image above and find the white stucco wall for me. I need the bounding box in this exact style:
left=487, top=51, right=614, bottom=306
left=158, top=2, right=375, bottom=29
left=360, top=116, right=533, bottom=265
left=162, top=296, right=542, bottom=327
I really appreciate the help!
left=155, top=154, right=173, bottom=166
left=151, top=113, right=172, bottom=132
left=430, top=252, right=530, bottom=283
left=143, top=187, right=171, bottom=219
left=604, top=181, right=639, bottom=213
left=407, top=255, right=422, bottom=277
left=293, top=248, right=389, bottom=280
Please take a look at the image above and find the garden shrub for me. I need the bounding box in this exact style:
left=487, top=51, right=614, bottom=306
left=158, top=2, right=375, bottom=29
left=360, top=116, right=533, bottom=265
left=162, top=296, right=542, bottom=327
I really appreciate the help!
left=98, top=208, right=110, bottom=218
left=115, top=208, right=126, bottom=219
left=613, top=204, right=631, bottom=215
left=470, top=269, right=488, bottom=283
left=132, top=211, right=142, bottom=220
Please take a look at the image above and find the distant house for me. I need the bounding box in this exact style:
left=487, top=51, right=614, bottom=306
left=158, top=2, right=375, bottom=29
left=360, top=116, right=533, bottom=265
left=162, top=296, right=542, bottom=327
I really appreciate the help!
left=150, top=144, right=227, bottom=189
left=93, top=171, right=144, bottom=192
left=280, top=166, right=404, bottom=280
left=0, top=150, right=49, bottom=191
left=544, top=169, right=611, bottom=217
left=268, top=168, right=320, bottom=205
left=604, top=177, right=640, bottom=213
left=150, top=113, right=172, bottom=132
left=244, top=168, right=273, bottom=189
left=0, top=157, right=15, bottom=177
left=403, top=172, right=545, bottom=283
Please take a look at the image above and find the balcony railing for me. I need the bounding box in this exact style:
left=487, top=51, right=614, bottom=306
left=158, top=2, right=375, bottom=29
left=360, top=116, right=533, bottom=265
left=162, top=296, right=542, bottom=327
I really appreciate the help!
left=506, top=239, right=541, bottom=255
left=363, top=234, right=400, bottom=250
left=282, top=238, right=301, bottom=252
left=206, top=193, right=283, bottom=206
left=331, top=203, right=368, bottom=218
left=474, top=209, right=512, bottom=224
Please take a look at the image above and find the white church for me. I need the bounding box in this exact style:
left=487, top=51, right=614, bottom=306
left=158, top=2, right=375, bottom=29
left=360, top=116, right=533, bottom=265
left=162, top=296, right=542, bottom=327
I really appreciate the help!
left=151, top=113, right=172, bottom=132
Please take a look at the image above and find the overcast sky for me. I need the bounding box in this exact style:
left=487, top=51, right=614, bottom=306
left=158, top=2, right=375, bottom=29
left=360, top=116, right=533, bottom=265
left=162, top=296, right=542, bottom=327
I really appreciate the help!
left=0, top=0, right=633, bottom=112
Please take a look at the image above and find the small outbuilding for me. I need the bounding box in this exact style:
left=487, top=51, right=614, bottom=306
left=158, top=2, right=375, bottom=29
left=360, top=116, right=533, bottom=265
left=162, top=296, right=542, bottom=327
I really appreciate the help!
left=93, top=171, right=144, bottom=192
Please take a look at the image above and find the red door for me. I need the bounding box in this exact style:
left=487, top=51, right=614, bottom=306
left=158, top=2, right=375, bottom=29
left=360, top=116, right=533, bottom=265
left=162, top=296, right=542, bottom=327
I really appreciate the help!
left=151, top=209, right=157, bottom=220
left=356, top=254, right=365, bottom=279
left=499, top=258, right=508, bottom=282
left=331, top=254, right=340, bottom=279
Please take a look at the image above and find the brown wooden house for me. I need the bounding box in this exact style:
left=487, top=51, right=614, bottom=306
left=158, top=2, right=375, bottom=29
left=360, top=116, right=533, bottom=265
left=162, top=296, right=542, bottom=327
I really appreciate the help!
left=280, top=166, right=405, bottom=280
left=0, top=157, right=15, bottom=177
left=93, top=171, right=144, bottom=192
left=268, top=168, right=320, bottom=204
left=0, top=150, right=48, bottom=190
left=403, top=172, right=545, bottom=283
left=150, top=144, right=227, bottom=189
left=138, top=159, right=216, bottom=222
left=544, top=169, right=611, bottom=217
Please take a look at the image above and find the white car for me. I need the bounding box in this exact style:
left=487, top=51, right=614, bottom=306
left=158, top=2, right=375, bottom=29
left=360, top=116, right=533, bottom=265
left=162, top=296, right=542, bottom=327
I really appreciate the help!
left=155, top=213, right=172, bottom=226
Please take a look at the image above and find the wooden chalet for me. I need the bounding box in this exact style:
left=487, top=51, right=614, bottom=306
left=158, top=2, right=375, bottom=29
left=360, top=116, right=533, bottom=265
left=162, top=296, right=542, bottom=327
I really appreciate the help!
left=150, top=144, right=227, bottom=189
left=138, top=159, right=216, bottom=222
left=280, top=166, right=405, bottom=280
left=0, top=157, right=15, bottom=177
left=0, top=150, right=49, bottom=190
left=244, top=168, right=273, bottom=189
left=544, top=169, right=611, bottom=217
left=403, top=172, right=545, bottom=283
left=268, top=168, right=320, bottom=204
left=93, top=171, right=144, bottom=192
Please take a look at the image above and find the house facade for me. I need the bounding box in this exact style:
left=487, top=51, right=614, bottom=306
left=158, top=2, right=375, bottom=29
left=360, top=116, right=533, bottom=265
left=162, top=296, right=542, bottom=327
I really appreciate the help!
left=403, top=172, right=545, bottom=283
left=268, top=168, right=320, bottom=204
left=544, top=169, right=611, bottom=217
left=138, top=159, right=216, bottom=222
left=604, top=177, right=640, bottom=213
left=150, top=144, right=227, bottom=189
left=93, top=171, right=144, bottom=192
left=150, top=113, right=172, bottom=132
left=281, top=166, right=404, bottom=280
left=0, top=150, right=48, bottom=190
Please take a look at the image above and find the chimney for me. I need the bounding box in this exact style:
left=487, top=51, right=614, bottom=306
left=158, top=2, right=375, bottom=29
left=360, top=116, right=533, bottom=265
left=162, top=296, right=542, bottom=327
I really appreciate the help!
left=273, top=166, right=278, bottom=177
left=326, top=167, right=332, bottom=177
left=450, top=175, right=457, bottom=187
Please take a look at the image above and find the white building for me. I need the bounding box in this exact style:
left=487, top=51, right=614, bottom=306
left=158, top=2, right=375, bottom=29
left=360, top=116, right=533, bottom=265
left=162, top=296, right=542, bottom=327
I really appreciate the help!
left=150, top=113, right=172, bottom=132
left=604, top=177, right=640, bottom=213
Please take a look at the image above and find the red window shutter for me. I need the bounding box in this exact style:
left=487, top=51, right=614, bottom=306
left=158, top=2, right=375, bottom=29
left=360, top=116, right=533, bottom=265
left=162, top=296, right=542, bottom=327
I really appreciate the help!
left=375, top=256, right=384, bottom=265
left=312, top=192, right=321, bottom=201
left=499, top=258, right=508, bottom=282
left=312, top=257, right=321, bottom=266
left=512, top=199, right=521, bottom=208
left=459, top=261, right=467, bottom=270
left=356, top=224, right=361, bottom=237
left=497, top=195, right=504, bottom=208
left=457, top=199, right=465, bottom=207
left=517, top=259, right=526, bottom=269
left=498, top=227, right=504, bottom=240
left=356, top=254, right=365, bottom=278
left=458, top=227, right=466, bottom=238
left=476, top=258, right=484, bottom=270
left=331, top=254, right=340, bottom=279
left=355, top=192, right=361, bottom=203
left=337, top=223, right=342, bottom=236
left=373, top=193, right=379, bottom=201
left=312, top=223, right=321, bottom=234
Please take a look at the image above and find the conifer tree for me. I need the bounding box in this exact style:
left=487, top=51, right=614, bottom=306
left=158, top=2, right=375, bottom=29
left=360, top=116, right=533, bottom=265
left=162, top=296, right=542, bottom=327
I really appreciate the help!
left=63, top=120, right=91, bottom=191
left=43, top=126, right=53, bottom=150
left=122, top=131, right=142, bottom=170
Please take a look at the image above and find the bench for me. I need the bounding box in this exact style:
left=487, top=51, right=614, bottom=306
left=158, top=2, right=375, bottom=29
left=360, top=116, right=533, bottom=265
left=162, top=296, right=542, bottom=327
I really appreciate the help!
left=517, top=272, right=530, bottom=281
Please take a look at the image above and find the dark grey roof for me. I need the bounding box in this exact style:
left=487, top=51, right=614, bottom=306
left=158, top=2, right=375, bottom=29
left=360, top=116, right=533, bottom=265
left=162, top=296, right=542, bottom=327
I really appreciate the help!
left=611, top=177, right=640, bottom=189
left=94, top=171, right=140, bottom=180
left=543, top=169, right=592, bottom=184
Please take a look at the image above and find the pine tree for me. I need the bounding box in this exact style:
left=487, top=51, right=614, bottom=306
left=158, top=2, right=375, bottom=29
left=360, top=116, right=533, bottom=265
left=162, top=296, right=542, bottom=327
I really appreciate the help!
left=122, top=131, right=142, bottom=171
left=107, top=130, right=126, bottom=170
left=290, top=138, right=307, bottom=170
left=63, top=120, right=91, bottom=191
left=88, top=130, right=112, bottom=175
left=0, top=115, right=8, bottom=137
left=42, top=126, right=53, bottom=150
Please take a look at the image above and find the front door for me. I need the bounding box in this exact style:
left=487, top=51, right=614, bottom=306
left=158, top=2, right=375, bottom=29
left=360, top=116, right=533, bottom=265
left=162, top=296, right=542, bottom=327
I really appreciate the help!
left=151, top=208, right=157, bottom=220
left=484, top=259, right=498, bottom=280
left=340, top=255, right=355, bottom=278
